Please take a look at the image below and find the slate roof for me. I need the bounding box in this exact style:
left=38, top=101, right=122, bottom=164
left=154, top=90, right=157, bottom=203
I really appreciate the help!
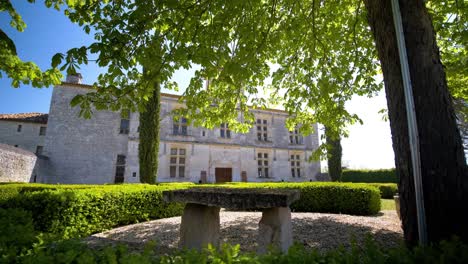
left=0, top=113, right=48, bottom=124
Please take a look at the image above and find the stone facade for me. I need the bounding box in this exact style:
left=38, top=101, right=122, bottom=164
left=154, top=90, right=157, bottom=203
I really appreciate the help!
left=0, top=114, right=47, bottom=154
left=0, top=143, right=37, bottom=182
left=1, top=79, right=321, bottom=184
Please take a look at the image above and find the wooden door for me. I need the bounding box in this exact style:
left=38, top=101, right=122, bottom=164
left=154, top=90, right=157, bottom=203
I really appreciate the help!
left=241, top=171, right=247, bottom=182
left=215, top=168, right=232, bottom=183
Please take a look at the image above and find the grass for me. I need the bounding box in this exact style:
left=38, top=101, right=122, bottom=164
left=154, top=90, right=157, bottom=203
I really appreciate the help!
left=381, top=199, right=396, bottom=211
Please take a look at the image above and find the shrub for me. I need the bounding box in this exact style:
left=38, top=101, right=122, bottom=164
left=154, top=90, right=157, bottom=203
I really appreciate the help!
left=218, top=182, right=381, bottom=215
left=1, top=184, right=192, bottom=239
left=0, top=208, right=38, bottom=262
left=341, top=169, right=398, bottom=183
left=1, top=181, right=379, bottom=241
left=17, top=236, right=468, bottom=264
left=369, top=183, right=398, bottom=199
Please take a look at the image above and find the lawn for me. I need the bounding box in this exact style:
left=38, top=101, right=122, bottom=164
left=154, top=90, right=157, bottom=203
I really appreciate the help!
left=381, top=199, right=396, bottom=211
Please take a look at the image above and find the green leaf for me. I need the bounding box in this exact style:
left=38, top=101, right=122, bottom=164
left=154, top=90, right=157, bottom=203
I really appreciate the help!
left=51, top=53, right=64, bottom=68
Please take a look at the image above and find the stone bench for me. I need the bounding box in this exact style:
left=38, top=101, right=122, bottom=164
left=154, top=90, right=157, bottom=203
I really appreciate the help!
left=163, top=188, right=300, bottom=253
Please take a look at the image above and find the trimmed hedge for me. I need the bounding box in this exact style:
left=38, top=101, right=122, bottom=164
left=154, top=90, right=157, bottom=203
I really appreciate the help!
left=369, top=183, right=398, bottom=199
left=1, top=182, right=380, bottom=239
left=0, top=184, right=193, bottom=239
left=218, top=182, right=381, bottom=215
left=341, top=169, right=398, bottom=183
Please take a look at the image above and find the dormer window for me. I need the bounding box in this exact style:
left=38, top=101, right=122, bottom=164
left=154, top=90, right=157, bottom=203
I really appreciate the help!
left=220, top=123, right=231, bottom=138
left=289, top=129, right=302, bottom=144
left=173, top=117, right=188, bottom=135
left=256, top=119, right=268, bottom=141
left=119, top=111, right=130, bottom=134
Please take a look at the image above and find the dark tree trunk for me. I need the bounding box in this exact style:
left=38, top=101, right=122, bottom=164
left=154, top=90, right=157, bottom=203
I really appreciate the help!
left=325, top=126, right=342, bottom=181
left=138, top=82, right=161, bottom=184
left=363, top=0, right=468, bottom=245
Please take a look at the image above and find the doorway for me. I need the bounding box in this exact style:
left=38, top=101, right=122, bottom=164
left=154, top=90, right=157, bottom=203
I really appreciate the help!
left=215, top=168, right=232, bottom=183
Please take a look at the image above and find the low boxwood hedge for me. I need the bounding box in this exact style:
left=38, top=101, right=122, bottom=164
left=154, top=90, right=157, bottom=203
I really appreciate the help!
left=341, top=169, right=398, bottom=183
left=0, top=184, right=193, bottom=239
left=218, top=182, right=381, bottom=215
left=369, top=183, right=398, bottom=199
left=1, top=182, right=380, bottom=239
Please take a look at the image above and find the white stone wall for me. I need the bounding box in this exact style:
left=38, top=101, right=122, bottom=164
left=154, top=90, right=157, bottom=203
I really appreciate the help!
left=0, top=120, right=46, bottom=153
left=44, top=84, right=128, bottom=183
left=43, top=83, right=320, bottom=184
left=0, top=143, right=36, bottom=182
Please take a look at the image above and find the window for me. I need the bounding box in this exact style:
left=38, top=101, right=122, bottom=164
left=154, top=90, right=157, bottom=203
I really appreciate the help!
left=256, top=119, right=268, bottom=141
left=119, top=111, right=130, bottom=134
left=115, top=154, right=126, bottom=183
left=14, top=145, right=18, bottom=147
left=17, top=125, right=22, bottom=132
left=220, top=123, right=231, bottom=138
left=257, top=152, right=269, bottom=178
left=132, top=172, right=137, bottom=177
left=39, top=126, right=47, bottom=136
left=290, top=154, right=301, bottom=178
left=35, top=146, right=43, bottom=155
left=202, top=131, right=206, bottom=137
left=173, top=117, right=188, bottom=135
left=289, top=129, right=302, bottom=144
left=170, top=148, right=186, bottom=178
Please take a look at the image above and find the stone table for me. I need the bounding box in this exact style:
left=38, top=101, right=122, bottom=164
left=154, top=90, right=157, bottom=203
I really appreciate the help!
left=163, top=188, right=300, bottom=253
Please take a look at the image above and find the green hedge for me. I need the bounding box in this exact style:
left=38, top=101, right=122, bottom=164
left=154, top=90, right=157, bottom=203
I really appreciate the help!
left=369, top=183, right=398, bottom=199
left=0, top=184, right=192, bottom=239
left=218, top=182, right=381, bottom=215
left=1, top=182, right=380, bottom=240
left=341, top=169, right=398, bottom=183
left=14, top=236, right=468, bottom=264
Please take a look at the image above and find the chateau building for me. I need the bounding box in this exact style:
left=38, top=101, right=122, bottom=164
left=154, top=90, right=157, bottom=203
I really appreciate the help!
left=0, top=75, right=321, bottom=184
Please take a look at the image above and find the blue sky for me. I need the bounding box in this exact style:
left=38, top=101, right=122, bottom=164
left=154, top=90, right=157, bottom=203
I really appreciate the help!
left=0, top=2, right=395, bottom=169
left=0, top=2, right=101, bottom=113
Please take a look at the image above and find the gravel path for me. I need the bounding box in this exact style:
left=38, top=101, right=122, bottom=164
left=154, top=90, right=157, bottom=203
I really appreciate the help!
left=85, top=210, right=402, bottom=254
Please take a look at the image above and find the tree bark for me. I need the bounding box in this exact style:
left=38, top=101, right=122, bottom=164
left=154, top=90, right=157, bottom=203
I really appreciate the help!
left=363, top=0, right=468, bottom=245
left=138, top=82, right=161, bottom=184
left=325, top=126, right=342, bottom=182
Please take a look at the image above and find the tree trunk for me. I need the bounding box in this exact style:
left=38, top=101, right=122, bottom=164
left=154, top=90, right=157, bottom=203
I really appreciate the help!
left=325, top=126, right=342, bottom=182
left=363, top=0, right=468, bottom=245
left=138, top=82, right=161, bottom=184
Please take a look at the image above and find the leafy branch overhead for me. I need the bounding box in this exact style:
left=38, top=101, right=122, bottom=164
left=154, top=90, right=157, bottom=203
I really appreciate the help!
left=2, top=0, right=465, bottom=149
left=0, top=0, right=64, bottom=88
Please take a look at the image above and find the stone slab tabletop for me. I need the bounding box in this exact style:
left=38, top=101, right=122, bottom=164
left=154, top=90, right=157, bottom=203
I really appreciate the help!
left=163, top=188, right=300, bottom=210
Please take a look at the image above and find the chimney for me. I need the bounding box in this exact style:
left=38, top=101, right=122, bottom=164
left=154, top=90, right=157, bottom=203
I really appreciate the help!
left=66, top=73, right=83, bottom=84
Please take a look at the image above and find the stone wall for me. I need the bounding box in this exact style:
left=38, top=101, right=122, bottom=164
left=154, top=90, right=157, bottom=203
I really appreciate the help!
left=0, top=120, right=46, bottom=153
left=45, top=83, right=320, bottom=184
left=44, top=84, right=128, bottom=183
left=0, top=143, right=36, bottom=182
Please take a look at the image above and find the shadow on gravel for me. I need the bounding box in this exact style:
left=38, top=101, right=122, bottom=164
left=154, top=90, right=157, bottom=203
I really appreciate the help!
left=84, top=213, right=403, bottom=254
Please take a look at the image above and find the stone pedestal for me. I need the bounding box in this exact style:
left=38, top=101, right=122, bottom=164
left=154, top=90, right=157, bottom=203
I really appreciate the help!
left=179, top=203, right=221, bottom=250
left=257, top=207, right=292, bottom=254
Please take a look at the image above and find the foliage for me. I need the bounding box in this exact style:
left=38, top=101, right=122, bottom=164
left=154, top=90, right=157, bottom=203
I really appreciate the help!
left=7, top=233, right=468, bottom=264
left=369, top=183, right=398, bottom=199
left=0, top=184, right=191, bottom=239
left=0, top=0, right=63, bottom=88
left=325, top=126, right=343, bottom=181
left=139, top=86, right=161, bottom=183
left=220, top=182, right=381, bottom=215
left=340, top=169, right=398, bottom=183
left=0, top=208, right=38, bottom=262
left=0, top=181, right=380, bottom=241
